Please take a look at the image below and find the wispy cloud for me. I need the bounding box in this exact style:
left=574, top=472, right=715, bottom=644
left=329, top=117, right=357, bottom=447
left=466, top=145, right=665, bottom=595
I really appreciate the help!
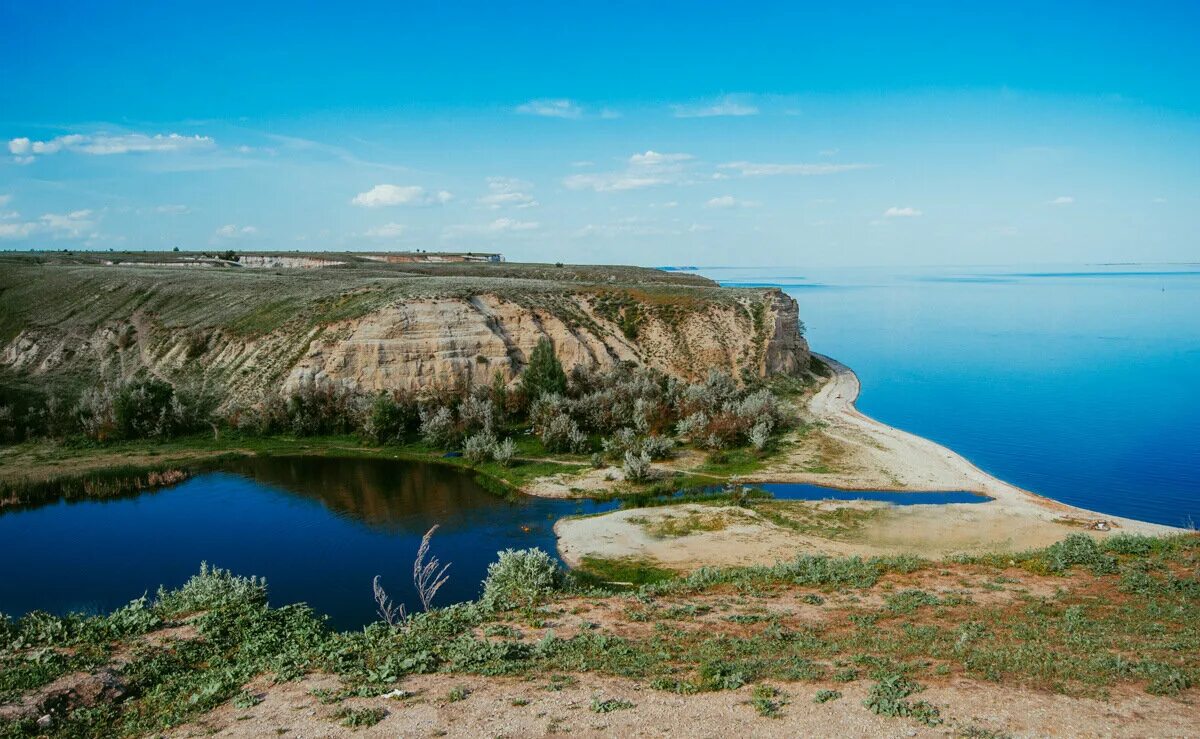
left=705, top=195, right=760, bottom=209
left=673, top=95, right=759, bottom=118
left=213, top=224, right=258, bottom=239
left=629, top=150, right=694, bottom=166
left=156, top=204, right=190, bottom=215
left=1049, top=195, right=1074, bottom=205
left=444, top=218, right=540, bottom=238
left=883, top=206, right=922, bottom=217
left=0, top=209, right=100, bottom=241
left=563, top=150, right=695, bottom=192
left=363, top=222, right=407, bottom=238
left=719, top=161, right=874, bottom=177
left=8, top=132, right=214, bottom=162
left=478, top=177, right=538, bottom=209
left=516, top=98, right=584, bottom=119
left=351, top=184, right=453, bottom=208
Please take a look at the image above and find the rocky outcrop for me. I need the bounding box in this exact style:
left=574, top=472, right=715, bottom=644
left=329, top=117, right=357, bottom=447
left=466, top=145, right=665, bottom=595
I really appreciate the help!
left=284, top=290, right=809, bottom=393
left=0, top=261, right=809, bottom=404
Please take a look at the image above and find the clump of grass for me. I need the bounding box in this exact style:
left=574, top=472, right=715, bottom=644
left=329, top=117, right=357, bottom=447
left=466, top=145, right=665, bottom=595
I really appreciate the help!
left=750, top=684, right=788, bottom=717
left=232, top=690, right=262, bottom=709
left=813, top=689, right=842, bottom=703
left=333, top=706, right=387, bottom=728
left=590, top=696, right=635, bottom=713
left=544, top=674, right=577, bottom=691
left=863, top=675, right=941, bottom=726
left=447, top=685, right=470, bottom=702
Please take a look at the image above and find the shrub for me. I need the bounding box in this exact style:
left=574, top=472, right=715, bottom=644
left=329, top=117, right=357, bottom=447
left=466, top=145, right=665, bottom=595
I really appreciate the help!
left=640, top=434, right=674, bottom=460
left=493, top=437, right=517, bottom=467
left=519, top=338, right=568, bottom=403
left=623, top=450, right=652, bottom=482
left=541, top=412, right=587, bottom=454
left=419, top=405, right=459, bottom=448
left=602, top=427, right=639, bottom=459
left=284, top=381, right=361, bottom=436
left=463, top=431, right=497, bottom=464
left=458, top=394, right=495, bottom=435
left=362, top=391, right=417, bottom=444
left=749, top=421, right=771, bottom=451
left=481, top=548, right=566, bottom=610
left=155, top=562, right=268, bottom=615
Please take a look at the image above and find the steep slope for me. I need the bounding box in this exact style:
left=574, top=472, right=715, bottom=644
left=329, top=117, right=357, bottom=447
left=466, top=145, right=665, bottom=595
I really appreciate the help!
left=0, top=254, right=810, bottom=402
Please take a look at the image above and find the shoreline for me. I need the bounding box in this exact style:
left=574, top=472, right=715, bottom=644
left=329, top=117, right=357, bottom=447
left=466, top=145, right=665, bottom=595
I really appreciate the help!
left=746, top=353, right=1180, bottom=534
left=556, top=354, right=1179, bottom=570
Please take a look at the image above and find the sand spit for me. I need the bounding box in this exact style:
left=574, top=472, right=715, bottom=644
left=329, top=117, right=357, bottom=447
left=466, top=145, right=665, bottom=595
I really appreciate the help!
left=554, top=354, right=1179, bottom=570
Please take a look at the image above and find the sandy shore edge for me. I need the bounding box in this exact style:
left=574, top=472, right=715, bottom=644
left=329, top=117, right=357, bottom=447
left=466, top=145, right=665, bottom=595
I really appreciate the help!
left=747, top=353, right=1180, bottom=534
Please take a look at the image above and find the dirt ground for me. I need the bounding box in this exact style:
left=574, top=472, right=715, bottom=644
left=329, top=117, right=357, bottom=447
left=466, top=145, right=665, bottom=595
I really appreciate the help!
left=170, top=671, right=1199, bottom=738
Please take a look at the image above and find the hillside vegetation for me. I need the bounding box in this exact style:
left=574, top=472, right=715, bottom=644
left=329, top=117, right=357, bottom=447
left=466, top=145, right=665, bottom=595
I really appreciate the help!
left=0, top=253, right=808, bottom=411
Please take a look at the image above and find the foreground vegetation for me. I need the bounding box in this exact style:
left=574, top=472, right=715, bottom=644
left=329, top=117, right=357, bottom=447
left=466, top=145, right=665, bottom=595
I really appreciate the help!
left=1, top=533, right=1196, bottom=736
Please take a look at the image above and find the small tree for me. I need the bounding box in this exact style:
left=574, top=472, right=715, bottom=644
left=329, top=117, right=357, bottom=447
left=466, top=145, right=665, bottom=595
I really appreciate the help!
left=519, top=338, right=567, bottom=403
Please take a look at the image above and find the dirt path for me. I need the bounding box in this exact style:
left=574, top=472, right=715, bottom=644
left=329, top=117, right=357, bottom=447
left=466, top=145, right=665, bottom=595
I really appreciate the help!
left=172, top=672, right=1199, bottom=738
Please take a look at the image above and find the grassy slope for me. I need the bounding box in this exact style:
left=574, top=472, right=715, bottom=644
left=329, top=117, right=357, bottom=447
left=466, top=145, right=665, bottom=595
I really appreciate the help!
left=0, top=253, right=773, bottom=399
left=1, top=533, right=1196, bottom=736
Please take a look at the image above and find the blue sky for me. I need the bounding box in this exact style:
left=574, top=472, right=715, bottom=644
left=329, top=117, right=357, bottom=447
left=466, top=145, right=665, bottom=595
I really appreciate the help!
left=1, top=1, right=1197, bottom=266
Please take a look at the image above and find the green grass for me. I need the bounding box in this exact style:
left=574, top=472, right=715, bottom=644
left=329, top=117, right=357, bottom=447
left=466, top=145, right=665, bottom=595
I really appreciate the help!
left=573, top=556, right=677, bottom=587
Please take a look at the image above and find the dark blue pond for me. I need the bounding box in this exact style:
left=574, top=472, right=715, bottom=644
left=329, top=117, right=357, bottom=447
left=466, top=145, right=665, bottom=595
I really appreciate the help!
left=0, top=457, right=984, bottom=628
left=755, top=483, right=987, bottom=505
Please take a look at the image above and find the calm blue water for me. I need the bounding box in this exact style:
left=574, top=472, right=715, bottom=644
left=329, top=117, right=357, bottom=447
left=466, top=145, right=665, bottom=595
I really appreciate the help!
left=757, top=483, right=986, bottom=505
left=703, top=264, right=1200, bottom=528
left=0, top=458, right=618, bottom=629
left=0, top=457, right=981, bottom=627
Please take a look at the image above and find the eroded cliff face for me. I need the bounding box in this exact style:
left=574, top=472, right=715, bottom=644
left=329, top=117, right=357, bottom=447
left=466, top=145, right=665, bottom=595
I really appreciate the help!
left=282, top=290, right=807, bottom=394
left=0, top=269, right=808, bottom=403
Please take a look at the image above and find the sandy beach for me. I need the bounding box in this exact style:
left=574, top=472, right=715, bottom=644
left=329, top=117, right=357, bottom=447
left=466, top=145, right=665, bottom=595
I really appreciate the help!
left=554, top=354, right=1180, bottom=570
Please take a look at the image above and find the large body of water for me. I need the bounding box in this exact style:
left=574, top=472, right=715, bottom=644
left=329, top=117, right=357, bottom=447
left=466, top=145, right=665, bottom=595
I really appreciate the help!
left=702, top=264, right=1200, bottom=528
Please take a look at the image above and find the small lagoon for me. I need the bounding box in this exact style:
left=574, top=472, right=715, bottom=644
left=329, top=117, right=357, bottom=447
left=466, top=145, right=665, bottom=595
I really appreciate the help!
left=0, top=457, right=979, bottom=627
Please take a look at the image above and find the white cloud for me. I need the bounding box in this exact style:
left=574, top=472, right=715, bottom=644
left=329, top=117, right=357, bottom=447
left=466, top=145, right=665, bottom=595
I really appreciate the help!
left=563, top=173, right=670, bottom=192
left=214, top=224, right=258, bottom=239
left=7, top=132, right=214, bottom=162
left=364, top=222, right=407, bottom=238
left=564, top=150, right=696, bottom=192
left=0, top=194, right=9, bottom=207
left=883, top=206, right=922, bottom=218
left=573, top=216, right=695, bottom=239
left=0, top=222, right=37, bottom=239
left=516, top=98, right=583, bottom=119
left=156, top=204, right=190, bottom=215
left=478, top=177, right=538, bottom=209
left=444, top=218, right=540, bottom=238
left=0, top=209, right=99, bottom=241
left=705, top=195, right=760, bottom=209
left=673, top=95, right=759, bottom=118
left=629, top=150, right=693, bottom=166
left=719, top=161, right=874, bottom=176
left=570, top=160, right=594, bottom=168
left=1049, top=196, right=1074, bottom=205
left=351, top=184, right=453, bottom=208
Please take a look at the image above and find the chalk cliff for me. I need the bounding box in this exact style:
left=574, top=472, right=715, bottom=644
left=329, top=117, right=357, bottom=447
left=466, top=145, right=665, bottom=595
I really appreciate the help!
left=0, top=255, right=810, bottom=403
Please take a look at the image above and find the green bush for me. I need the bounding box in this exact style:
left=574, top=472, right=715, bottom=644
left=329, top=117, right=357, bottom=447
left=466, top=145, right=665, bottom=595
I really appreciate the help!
left=519, top=338, right=568, bottom=403
left=481, top=548, right=566, bottom=610
left=155, top=562, right=268, bottom=616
